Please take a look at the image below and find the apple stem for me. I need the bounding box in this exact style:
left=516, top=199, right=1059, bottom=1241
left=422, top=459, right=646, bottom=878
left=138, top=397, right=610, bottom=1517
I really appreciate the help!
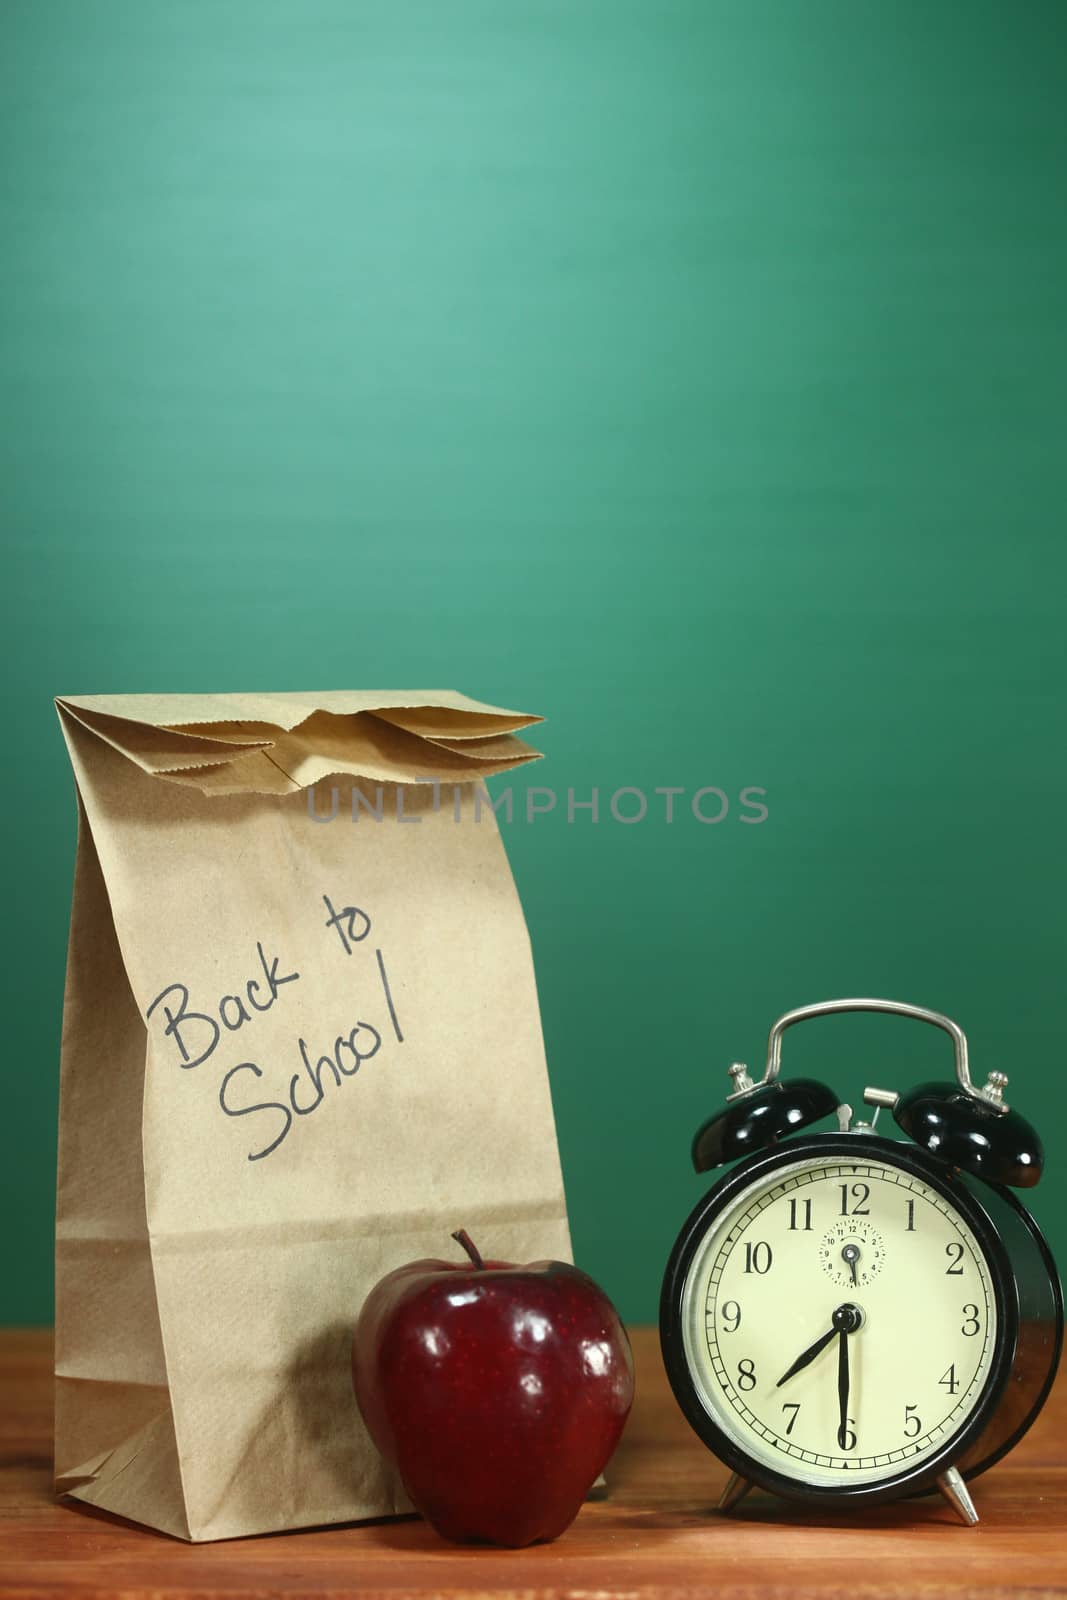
left=451, top=1229, right=486, bottom=1270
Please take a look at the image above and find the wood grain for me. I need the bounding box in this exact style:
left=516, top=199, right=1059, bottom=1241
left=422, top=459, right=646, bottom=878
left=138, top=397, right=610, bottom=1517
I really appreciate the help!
left=1, top=1328, right=1064, bottom=1599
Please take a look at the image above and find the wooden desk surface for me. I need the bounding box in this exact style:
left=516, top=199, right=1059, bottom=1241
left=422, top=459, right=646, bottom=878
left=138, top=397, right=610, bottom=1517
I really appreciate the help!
left=1, top=1327, right=1064, bottom=1598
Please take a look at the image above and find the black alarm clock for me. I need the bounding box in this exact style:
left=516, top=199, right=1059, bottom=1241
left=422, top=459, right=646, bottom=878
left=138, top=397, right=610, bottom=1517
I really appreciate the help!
left=660, top=999, right=1062, bottom=1525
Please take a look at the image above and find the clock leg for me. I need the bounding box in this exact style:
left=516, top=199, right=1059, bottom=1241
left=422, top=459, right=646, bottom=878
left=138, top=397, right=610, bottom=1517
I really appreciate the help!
left=936, top=1465, right=979, bottom=1526
left=717, top=1472, right=754, bottom=1513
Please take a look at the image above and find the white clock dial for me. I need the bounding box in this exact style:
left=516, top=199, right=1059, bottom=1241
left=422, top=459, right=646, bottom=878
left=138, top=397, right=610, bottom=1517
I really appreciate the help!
left=680, top=1154, right=999, bottom=1486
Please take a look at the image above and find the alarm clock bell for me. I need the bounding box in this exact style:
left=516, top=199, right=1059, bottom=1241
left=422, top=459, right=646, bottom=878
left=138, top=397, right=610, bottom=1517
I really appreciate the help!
left=691, top=997, right=1043, bottom=1191
left=692, top=1072, right=839, bottom=1172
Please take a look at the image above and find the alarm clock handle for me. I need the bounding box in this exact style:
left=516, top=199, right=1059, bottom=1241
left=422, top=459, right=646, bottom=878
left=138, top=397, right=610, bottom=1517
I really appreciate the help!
left=761, top=998, right=995, bottom=1106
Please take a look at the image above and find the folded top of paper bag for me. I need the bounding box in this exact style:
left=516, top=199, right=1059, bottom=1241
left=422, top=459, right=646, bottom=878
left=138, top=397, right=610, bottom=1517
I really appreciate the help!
left=55, top=689, right=543, bottom=796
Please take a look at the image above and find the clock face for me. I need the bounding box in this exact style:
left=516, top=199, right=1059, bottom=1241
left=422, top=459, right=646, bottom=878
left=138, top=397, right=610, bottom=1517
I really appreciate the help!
left=678, top=1151, right=1003, bottom=1488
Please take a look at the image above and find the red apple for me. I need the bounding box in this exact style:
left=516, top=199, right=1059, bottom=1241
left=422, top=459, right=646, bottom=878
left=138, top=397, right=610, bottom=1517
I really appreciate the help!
left=351, top=1230, right=634, bottom=1547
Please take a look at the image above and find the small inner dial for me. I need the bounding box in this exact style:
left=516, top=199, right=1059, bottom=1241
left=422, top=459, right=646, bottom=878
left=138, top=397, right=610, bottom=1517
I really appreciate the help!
left=819, top=1219, right=885, bottom=1289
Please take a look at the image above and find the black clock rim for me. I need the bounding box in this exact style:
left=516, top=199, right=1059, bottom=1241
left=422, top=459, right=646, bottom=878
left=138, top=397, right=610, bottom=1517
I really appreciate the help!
left=958, top=1175, right=1063, bottom=1481
left=659, top=1134, right=1018, bottom=1506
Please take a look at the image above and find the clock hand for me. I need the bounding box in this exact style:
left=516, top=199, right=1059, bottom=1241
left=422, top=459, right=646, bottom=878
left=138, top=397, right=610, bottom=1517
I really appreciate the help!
left=777, top=1303, right=864, bottom=1390
left=775, top=1325, right=837, bottom=1388
left=837, top=1328, right=851, bottom=1450
left=841, top=1242, right=860, bottom=1287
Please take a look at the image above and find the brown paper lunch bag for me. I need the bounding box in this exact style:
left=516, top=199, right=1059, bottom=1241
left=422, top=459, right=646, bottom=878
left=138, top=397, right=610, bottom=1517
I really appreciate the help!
left=53, top=690, right=572, bottom=1542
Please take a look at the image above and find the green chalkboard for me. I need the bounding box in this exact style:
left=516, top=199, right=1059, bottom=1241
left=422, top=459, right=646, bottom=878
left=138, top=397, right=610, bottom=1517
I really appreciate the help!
left=2, top=1, right=1066, bottom=1323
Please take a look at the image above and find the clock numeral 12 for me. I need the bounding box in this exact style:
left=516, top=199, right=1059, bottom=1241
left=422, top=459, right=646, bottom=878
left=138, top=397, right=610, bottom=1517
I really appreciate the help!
left=839, top=1182, right=870, bottom=1217
left=787, top=1197, right=812, bottom=1232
